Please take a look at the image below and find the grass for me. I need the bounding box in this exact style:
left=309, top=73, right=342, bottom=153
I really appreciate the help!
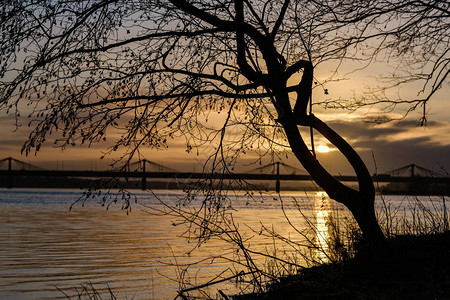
left=233, top=231, right=450, bottom=299
left=58, top=282, right=119, bottom=300
left=233, top=195, right=450, bottom=299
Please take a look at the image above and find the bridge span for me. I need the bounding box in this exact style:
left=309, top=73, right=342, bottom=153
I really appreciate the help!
left=1, top=158, right=449, bottom=193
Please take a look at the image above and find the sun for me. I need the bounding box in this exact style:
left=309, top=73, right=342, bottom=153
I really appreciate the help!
left=317, top=145, right=330, bottom=153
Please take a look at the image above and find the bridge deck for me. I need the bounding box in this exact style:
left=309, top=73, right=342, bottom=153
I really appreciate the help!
left=1, top=170, right=449, bottom=183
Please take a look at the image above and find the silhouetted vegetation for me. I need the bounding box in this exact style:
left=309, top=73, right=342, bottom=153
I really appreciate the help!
left=235, top=232, right=450, bottom=299
left=1, top=1, right=449, bottom=297
left=234, top=195, right=450, bottom=299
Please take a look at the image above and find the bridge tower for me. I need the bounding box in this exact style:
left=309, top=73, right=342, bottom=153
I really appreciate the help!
left=141, top=159, right=147, bottom=190
left=1, top=157, right=46, bottom=188
left=7, top=157, right=12, bottom=188
left=128, top=158, right=178, bottom=190
left=276, top=162, right=280, bottom=193
left=247, top=161, right=306, bottom=192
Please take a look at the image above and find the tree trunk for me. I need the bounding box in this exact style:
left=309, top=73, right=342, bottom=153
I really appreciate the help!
left=280, top=114, right=386, bottom=249
left=347, top=195, right=386, bottom=248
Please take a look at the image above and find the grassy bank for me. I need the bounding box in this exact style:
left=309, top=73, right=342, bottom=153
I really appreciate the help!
left=234, top=233, right=450, bottom=299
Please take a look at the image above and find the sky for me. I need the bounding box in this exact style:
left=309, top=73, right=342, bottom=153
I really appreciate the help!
left=0, top=10, right=449, bottom=176
left=1, top=66, right=449, bottom=176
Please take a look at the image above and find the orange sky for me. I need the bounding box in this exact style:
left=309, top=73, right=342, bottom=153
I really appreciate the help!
left=1, top=62, right=449, bottom=175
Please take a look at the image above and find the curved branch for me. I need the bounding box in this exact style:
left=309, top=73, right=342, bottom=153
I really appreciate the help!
left=281, top=114, right=374, bottom=209
left=291, top=60, right=313, bottom=118
left=307, top=115, right=374, bottom=200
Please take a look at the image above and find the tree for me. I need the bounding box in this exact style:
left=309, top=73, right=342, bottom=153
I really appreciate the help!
left=1, top=0, right=448, bottom=250
left=313, top=0, right=449, bottom=125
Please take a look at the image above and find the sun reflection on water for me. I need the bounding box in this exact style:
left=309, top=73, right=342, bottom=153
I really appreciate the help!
left=314, top=192, right=331, bottom=262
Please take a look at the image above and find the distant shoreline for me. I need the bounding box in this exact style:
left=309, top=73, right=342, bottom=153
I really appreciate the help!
left=1, top=175, right=449, bottom=196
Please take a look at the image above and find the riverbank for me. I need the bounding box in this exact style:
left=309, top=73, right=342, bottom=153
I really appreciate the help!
left=3, top=176, right=449, bottom=196
left=234, top=231, right=450, bottom=299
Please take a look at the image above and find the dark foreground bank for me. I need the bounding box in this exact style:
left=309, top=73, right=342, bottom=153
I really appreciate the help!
left=234, top=231, right=450, bottom=300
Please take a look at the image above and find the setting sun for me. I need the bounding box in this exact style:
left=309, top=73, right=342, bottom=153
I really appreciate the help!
left=317, top=145, right=330, bottom=153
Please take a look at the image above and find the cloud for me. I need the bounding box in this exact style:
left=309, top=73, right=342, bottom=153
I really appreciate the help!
left=319, top=118, right=450, bottom=173
left=2, top=107, right=449, bottom=174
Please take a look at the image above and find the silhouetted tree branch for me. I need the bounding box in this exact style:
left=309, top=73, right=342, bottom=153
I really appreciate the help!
left=2, top=0, right=448, bottom=255
left=311, top=0, right=449, bottom=123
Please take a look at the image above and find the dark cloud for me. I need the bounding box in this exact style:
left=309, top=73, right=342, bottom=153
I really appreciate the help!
left=393, top=119, right=442, bottom=128
left=1, top=110, right=449, bottom=173
left=319, top=118, right=450, bottom=173
left=326, top=120, right=404, bottom=138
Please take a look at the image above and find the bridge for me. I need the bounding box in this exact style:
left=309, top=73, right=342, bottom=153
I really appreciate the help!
left=381, top=164, right=444, bottom=178
left=1, top=158, right=449, bottom=193
left=246, top=161, right=307, bottom=192
left=380, top=164, right=450, bottom=195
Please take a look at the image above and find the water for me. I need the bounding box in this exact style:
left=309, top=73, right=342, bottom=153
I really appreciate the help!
left=0, top=189, right=447, bottom=299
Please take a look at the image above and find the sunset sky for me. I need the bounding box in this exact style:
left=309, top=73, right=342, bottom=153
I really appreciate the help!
left=1, top=63, right=449, bottom=176
left=1, top=1, right=449, bottom=177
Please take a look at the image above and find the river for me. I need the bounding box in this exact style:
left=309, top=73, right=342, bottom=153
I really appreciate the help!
left=0, top=188, right=447, bottom=299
